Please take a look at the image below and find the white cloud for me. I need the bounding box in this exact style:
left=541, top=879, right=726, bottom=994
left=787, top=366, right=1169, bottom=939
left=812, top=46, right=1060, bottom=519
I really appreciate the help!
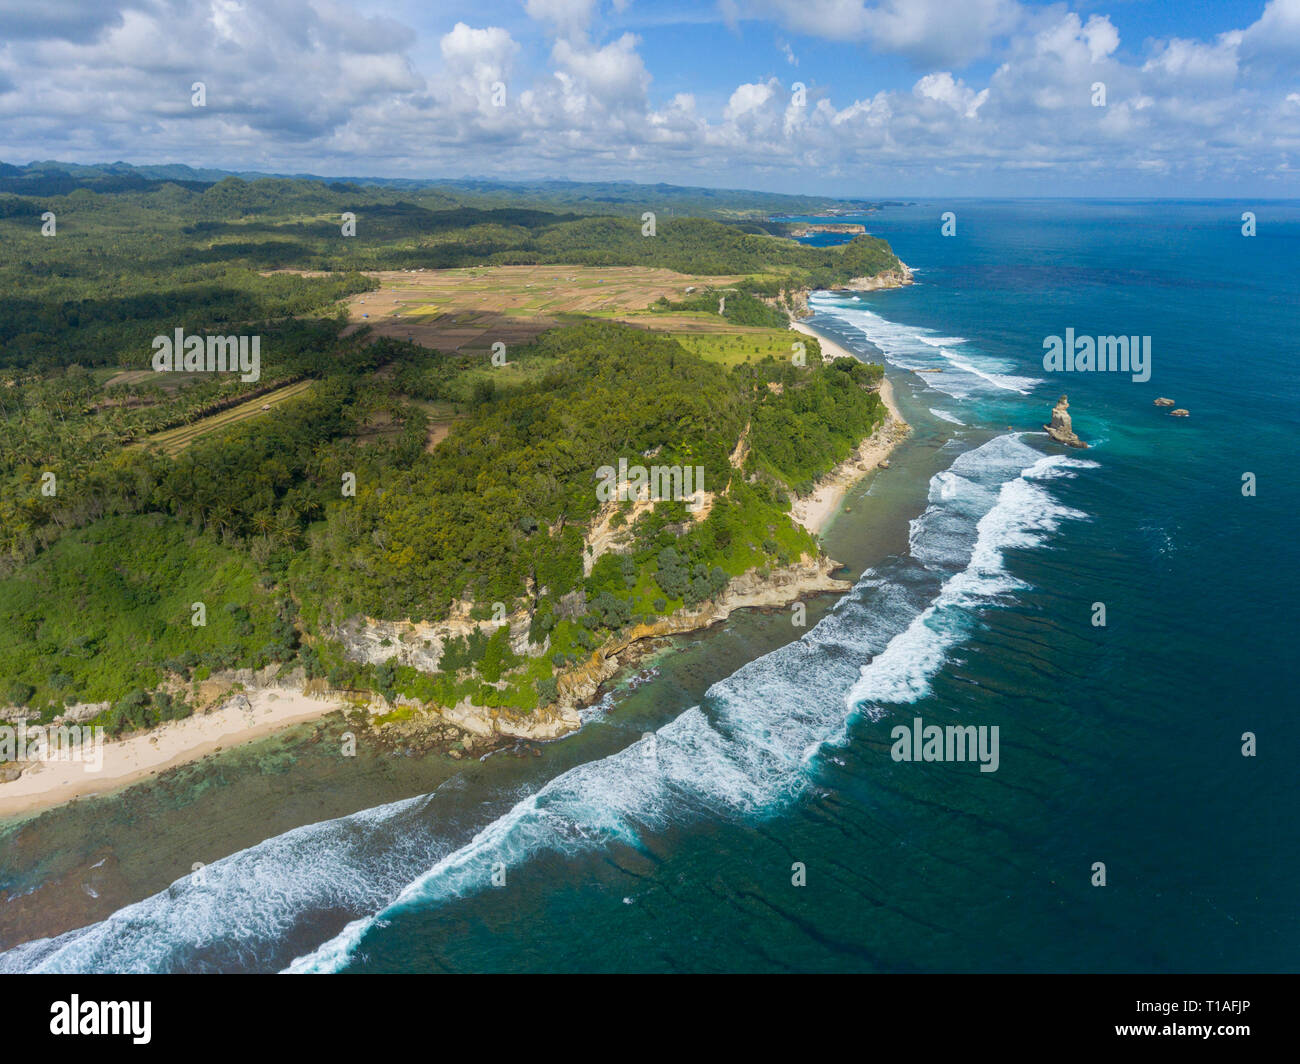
left=913, top=72, right=988, bottom=118
left=732, top=0, right=1024, bottom=66
left=524, top=0, right=599, bottom=39
left=551, top=33, right=649, bottom=105
left=1143, top=36, right=1240, bottom=84
left=0, top=0, right=1292, bottom=194
left=1238, top=0, right=1300, bottom=75
left=725, top=80, right=777, bottom=120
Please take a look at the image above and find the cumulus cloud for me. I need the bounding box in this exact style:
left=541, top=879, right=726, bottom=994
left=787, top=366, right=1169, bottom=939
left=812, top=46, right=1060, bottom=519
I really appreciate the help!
left=1238, top=0, right=1300, bottom=76
left=440, top=22, right=519, bottom=99
left=551, top=33, right=649, bottom=105
left=0, top=0, right=1292, bottom=193
left=0, top=0, right=142, bottom=43
left=913, top=72, right=988, bottom=119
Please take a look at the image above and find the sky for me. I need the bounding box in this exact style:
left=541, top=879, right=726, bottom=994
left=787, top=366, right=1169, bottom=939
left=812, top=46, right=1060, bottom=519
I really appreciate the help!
left=0, top=0, right=1297, bottom=197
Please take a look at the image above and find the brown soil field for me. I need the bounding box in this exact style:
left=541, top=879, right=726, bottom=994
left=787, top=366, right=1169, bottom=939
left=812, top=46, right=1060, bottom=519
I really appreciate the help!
left=273, top=265, right=743, bottom=353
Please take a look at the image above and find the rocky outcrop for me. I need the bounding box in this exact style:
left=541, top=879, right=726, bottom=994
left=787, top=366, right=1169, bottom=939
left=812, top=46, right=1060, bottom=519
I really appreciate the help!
left=1170, top=408, right=1190, bottom=418
left=555, top=555, right=848, bottom=712
left=1154, top=397, right=1175, bottom=407
left=784, top=266, right=912, bottom=319
left=833, top=263, right=914, bottom=291
left=1044, top=394, right=1088, bottom=448
left=438, top=698, right=582, bottom=742
left=351, top=555, right=848, bottom=747
left=328, top=604, right=538, bottom=671
left=789, top=223, right=867, bottom=237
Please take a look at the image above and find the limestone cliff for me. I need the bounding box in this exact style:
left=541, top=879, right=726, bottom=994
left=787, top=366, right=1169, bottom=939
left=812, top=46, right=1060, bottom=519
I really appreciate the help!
left=555, top=555, right=849, bottom=712
left=833, top=264, right=915, bottom=292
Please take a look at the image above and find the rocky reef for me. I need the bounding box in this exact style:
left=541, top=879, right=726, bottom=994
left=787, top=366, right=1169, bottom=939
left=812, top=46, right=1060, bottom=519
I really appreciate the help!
left=1044, top=394, right=1088, bottom=448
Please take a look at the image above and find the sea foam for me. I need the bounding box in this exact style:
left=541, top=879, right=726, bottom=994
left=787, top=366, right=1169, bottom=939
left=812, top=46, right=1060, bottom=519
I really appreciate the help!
left=3, top=436, right=1093, bottom=976
left=806, top=292, right=1043, bottom=399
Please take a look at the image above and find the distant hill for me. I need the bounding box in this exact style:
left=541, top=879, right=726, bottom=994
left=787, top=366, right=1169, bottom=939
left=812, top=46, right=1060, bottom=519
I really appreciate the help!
left=0, top=159, right=892, bottom=219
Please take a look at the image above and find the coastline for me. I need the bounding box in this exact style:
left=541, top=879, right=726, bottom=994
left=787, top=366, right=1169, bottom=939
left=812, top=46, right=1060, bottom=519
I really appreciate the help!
left=787, top=319, right=911, bottom=536
left=0, top=688, right=347, bottom=820
left=0, top=556, right=852, bottom=821
left=1, top=316, right=908, bottom=823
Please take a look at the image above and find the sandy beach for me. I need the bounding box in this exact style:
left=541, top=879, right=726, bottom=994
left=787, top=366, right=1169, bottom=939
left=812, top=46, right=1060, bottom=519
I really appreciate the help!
left=788, top=320, right=910, bottom=535
left=0, top=688, right=346, bottom=820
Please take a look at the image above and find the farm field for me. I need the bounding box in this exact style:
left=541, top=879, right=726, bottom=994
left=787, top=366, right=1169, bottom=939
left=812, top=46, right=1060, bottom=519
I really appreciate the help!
left=101, top=369, right=215, bottom=392
left=663, top=328, right=803, bottom=367
left=297, top=264, right=745, bottom=353
left=133, top=379, right=315, bottom=455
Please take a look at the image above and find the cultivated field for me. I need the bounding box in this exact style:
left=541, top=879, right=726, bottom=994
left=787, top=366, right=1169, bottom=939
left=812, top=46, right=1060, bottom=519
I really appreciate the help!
left=321, top=265, right=744, bottom=353
left=665, top=328, right=805, bottom=367
left=101, top=369, right=215, bottom=392
left=134, top=379, right=314, bottom=455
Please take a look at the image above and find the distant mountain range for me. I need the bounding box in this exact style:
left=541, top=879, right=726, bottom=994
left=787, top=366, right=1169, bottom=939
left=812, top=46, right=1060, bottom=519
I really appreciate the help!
left=0, top=159, right=908, bottom=218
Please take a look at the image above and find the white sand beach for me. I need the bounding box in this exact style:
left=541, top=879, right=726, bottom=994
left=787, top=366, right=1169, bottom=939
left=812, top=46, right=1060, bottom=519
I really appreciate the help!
left=788, top=320, right=910, bottom=536
left=0, top=688, right=347, bottom=819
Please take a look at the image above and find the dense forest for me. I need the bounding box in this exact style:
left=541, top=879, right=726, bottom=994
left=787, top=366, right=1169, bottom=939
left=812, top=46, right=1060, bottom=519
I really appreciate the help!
left=0, top=167, right=897, bottom=736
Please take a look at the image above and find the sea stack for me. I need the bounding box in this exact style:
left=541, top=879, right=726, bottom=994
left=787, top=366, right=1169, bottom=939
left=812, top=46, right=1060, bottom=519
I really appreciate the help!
left=1044, top=394, right=1088, bottom=448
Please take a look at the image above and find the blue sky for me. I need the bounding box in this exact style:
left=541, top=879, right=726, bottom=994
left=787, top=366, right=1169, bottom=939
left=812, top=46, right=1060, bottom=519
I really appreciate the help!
left=0, top=0, right=1296, bottom=197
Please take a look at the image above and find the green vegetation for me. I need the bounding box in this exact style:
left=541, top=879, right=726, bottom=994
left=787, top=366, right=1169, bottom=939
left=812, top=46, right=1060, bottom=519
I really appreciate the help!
left=0, top=176, right=899, bottom=373
left=0, top=168, right=897, bottom=729
left=669, top=329, right=814, bottom=367
left=0, top=514, right=293, bottom=718
left=655, top=288, right=790, bottom=328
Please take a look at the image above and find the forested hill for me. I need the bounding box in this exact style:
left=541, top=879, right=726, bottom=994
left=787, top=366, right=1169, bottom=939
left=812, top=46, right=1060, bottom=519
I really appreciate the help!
left=0, top=319, right=887, bottom=726
left=0, top=172, right=901, bottom=371
left=0, top=163, right=904, bottom=731
left=0, top=159, right=890, bottom=218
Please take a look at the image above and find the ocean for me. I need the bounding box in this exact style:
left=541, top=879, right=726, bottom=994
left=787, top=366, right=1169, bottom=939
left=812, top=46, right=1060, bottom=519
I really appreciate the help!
left=3, top=200, right=1296, bottom=973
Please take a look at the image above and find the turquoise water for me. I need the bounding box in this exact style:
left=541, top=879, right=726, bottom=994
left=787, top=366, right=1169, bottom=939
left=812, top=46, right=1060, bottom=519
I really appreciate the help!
left=5, top=201, right=1296, bottom=972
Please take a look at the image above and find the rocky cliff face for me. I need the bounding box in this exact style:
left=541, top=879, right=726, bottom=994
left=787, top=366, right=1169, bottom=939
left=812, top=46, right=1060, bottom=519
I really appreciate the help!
left=833, top=264, right=915, bottom=291
left=555, top=554, right=848, bottom=713
left=1044, top=394, right=1088, bottom=448
left=324, top=555, right=848, bottom=745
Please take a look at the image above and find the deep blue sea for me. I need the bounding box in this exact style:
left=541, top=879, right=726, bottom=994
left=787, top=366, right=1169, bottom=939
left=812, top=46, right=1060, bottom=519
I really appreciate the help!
left=4, top=200, right=1297, bottom=973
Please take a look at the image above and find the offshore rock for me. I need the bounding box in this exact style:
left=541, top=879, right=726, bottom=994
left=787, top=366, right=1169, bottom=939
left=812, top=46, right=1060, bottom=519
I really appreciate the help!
left=1044, top=394, right=1088, bottom=448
